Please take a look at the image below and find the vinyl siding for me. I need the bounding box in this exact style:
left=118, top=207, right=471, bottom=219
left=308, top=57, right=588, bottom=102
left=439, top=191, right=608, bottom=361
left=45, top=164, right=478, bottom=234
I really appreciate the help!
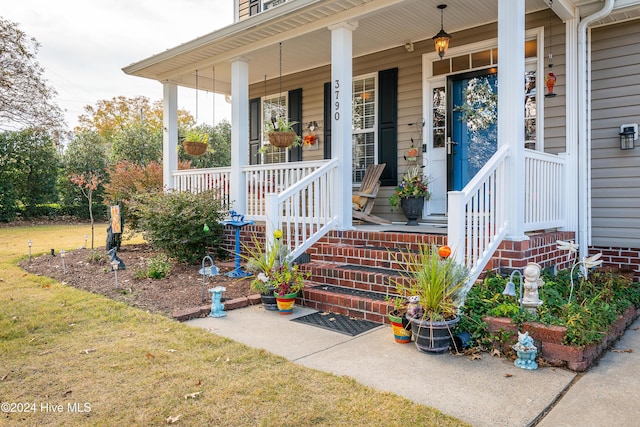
left=238, top=0, right=250, bottom=21
left=591, top=19, right=640, bottom=248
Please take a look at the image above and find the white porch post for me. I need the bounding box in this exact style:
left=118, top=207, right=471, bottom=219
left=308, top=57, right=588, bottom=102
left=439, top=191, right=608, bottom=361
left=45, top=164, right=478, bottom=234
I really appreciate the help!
left=498, top=0, right=527, bottom=241
left=162, top=82, right=178, bottom=190
left=564, top=17, right=579, bottom=233
left=230, top=58, right=250, bottom=215
left=329, top=22, right=358, bottom=230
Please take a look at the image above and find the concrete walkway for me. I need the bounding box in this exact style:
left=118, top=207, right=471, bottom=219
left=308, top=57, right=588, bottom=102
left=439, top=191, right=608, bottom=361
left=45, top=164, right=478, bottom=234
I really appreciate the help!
left=187, top=306, right=640, bottom=427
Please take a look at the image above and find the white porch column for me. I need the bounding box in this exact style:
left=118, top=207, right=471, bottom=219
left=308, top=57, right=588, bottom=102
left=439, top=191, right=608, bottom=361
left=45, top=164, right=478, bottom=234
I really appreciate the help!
left=162, top=82, right=178, bottom=190
left=230, top=57, right=250, bottom=215
left=329, top=22, right=358, bottom=230
left=564, top=18, right=579, bottom=233
left=498, top=0, right=527, bottom=241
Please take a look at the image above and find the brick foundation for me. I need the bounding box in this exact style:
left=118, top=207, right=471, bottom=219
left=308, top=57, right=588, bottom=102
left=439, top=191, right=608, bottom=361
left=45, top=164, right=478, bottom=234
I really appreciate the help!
left=483, top=306, right=639, bottom=372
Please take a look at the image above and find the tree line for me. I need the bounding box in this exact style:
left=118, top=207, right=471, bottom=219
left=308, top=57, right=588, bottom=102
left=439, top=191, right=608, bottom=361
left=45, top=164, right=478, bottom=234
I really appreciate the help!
left=0, top=16, right=231, bottom=223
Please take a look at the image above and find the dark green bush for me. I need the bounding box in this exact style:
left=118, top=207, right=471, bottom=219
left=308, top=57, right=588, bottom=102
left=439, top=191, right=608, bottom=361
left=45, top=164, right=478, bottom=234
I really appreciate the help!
left=130, top=189, right=225, bottom=264
left=459, top=269, right=640, bottom=348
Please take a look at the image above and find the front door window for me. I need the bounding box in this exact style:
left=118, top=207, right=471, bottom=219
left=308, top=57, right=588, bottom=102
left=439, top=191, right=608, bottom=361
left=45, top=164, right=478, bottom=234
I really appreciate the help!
left=449, top=71, right=498, bottom=191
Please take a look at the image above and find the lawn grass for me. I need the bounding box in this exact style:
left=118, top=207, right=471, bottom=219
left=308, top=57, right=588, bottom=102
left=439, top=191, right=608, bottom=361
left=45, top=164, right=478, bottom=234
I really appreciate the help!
left=0, top=224, right=468, bottom=426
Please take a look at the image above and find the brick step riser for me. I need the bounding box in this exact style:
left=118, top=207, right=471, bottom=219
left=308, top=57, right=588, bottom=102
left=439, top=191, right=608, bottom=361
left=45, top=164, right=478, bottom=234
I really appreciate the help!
left=308, top=244, right=414, bottom=268
left=301, top=285, right=392, bottom=325
left=300, top=265, right=413, bottom=295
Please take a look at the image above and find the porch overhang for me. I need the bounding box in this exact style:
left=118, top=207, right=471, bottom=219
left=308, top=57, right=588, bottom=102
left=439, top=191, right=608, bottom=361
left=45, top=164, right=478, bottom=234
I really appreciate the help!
left=122, top=0, right=558, bottom=94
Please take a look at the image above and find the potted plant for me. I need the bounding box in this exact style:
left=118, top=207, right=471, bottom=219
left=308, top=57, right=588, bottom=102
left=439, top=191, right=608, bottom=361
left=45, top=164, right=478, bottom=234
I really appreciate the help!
left=386, top=295, right=412, bottom=344
left=183, top=129, right=209, bottom=156
left=389, top=166, right=431, bottom=226
left=262, top=117, right=302, bottom=150
left=242, top=229, right=308, bottom=314
left=392, top=245, right=469, bottom=354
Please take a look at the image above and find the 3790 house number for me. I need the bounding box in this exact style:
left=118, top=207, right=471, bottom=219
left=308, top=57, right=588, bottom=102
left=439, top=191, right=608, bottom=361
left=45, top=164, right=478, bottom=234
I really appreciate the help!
left=334, top=79, right=340, bottom=121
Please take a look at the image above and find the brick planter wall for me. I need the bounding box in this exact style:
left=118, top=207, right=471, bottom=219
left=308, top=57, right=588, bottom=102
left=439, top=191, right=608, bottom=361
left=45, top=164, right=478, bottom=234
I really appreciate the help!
left=483, top=306, right=639, bottom=372
left=590, top=245, right=640, bottom=283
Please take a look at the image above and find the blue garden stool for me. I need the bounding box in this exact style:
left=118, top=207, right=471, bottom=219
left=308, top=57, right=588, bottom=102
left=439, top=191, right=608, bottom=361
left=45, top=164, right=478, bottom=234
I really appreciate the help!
left=222, top=210, right=254, bottom=278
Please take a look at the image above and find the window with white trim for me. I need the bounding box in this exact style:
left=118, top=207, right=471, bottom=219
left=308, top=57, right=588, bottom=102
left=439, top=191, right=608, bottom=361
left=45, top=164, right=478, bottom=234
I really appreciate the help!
left=352, top=75, right=376, bottom=183
left=262, top=93, right=288, bottom=164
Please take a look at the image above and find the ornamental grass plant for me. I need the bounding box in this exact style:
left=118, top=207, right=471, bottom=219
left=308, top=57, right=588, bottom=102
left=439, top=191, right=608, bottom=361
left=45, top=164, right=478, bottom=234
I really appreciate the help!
left=391, top=244, right=469, bottom=322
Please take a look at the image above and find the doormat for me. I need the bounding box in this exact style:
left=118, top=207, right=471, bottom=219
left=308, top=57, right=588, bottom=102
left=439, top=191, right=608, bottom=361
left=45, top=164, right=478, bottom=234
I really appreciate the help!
left=291, top=311, right=381, bottom=336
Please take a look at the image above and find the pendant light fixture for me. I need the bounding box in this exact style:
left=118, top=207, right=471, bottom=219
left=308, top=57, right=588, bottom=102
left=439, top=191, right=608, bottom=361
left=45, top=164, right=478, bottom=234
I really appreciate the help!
left=433, top=4, right=451, bottom=60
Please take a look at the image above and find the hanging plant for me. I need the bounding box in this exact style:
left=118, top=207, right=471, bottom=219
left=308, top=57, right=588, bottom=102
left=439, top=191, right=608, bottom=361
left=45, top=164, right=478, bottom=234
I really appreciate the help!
left=183, top=130, right=209, bottom=156
left=262, top=117, right=302, bottom=150
left=453, top=77, right=497, bottom=132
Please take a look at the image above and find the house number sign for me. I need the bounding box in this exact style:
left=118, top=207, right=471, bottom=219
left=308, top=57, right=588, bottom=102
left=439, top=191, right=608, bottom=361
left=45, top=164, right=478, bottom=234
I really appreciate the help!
left=334, top=79, right=340, bottom=121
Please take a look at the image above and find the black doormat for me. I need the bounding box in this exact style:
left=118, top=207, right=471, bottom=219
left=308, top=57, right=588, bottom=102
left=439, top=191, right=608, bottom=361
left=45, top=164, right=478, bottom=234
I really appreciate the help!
left=291, top=311, right=381, bottom=336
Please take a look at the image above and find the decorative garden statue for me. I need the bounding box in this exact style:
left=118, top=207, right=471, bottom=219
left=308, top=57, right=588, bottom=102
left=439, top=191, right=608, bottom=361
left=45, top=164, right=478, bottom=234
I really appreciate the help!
left=107, top=248, right=126, bottom=271
left=522, top=262, right=544, bottom=314
left=512, top=331, right=538, bottom=370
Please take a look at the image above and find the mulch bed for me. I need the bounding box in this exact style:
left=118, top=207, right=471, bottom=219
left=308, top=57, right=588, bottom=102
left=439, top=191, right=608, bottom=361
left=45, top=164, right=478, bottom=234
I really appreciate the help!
left=19, top=243, right=254, bottom=318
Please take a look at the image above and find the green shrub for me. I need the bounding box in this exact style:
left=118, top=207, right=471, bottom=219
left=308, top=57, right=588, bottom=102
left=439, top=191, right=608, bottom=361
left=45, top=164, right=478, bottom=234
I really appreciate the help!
left=145, top=254, right=172, bottom=279
left=86, top=250, right=105, bottom=263
left=130, top=189, right=225, bottom=264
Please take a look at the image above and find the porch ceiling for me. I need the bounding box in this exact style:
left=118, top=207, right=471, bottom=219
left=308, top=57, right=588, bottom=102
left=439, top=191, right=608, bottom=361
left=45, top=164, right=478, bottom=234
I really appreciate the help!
left=123, top=0, right=640, bottom=95
left=123, top=0, right=556, bottom=94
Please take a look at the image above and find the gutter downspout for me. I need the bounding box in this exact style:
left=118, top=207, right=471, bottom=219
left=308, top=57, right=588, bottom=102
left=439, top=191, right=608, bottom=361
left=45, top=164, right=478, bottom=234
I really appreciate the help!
left=577, top=0, right=614, bottom=260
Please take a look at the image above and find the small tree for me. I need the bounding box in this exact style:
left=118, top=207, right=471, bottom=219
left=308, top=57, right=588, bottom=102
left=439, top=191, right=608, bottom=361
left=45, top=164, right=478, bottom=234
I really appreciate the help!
left=69, top=172, right=103, bottom=249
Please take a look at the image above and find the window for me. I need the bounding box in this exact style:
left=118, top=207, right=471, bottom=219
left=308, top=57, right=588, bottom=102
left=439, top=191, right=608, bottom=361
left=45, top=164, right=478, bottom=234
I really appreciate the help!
left=250, top=0, right=288, bottom=16
left=524, top=69, right=537, bottom=149
left=432, top=87, right=446, bottom=148
left=352, top=75, right=376, bottom=183
left=262, top=93, right=288, bottom=164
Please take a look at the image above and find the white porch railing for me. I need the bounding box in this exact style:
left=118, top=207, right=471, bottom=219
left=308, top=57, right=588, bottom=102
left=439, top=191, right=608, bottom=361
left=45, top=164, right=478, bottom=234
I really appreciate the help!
left=449, top=146, right=567, bottom=300
left=448, top=145, right=510, bottom=293
left=243, top=160, right=328, bottom=220
left=264, top=158, right=339, bottom=260
left=523, top=149, right=566, bottom=231
left=173, top=167, right=232, bottom=207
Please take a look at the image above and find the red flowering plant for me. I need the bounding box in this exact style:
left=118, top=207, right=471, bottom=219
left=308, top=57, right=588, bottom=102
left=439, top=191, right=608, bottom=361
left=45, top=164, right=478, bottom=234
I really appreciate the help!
left=389, top=166, right=431, bottom=208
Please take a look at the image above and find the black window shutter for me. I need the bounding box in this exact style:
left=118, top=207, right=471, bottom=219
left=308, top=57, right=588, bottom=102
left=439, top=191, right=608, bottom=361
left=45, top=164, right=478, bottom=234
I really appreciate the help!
left=378, top=68, right=398, bottom=186
left=249, top=97, right=261, bottom=165
left=323, top=82, right=332, bottom=159
left=288, top=88, right=303, bottom=162
left=249, top=0, right=260, bottom=16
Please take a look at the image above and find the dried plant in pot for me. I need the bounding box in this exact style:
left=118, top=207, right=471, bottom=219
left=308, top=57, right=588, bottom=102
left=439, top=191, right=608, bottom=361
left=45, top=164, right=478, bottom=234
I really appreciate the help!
left=391, top=245, right=469, bottom=353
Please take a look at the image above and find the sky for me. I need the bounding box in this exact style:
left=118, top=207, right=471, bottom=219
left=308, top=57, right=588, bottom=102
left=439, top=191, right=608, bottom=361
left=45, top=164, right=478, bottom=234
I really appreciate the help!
left=3, top=0, right=234, bottom=131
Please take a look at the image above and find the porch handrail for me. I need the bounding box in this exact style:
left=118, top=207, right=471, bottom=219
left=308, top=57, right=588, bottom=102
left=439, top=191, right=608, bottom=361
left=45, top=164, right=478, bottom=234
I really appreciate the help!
left=242, top=160, right=328, bottom=219
left=523, top=149, right=566, bottom=231
left=265, top=158, right=339, bottom=261
left=448, top=145, right=510, bottom=298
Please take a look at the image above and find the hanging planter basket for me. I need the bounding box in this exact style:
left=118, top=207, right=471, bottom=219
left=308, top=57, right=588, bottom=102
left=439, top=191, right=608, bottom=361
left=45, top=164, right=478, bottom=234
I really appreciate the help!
left=268, top=131, right=297, bottom=148
left=184, top=140, right=208, bottom=156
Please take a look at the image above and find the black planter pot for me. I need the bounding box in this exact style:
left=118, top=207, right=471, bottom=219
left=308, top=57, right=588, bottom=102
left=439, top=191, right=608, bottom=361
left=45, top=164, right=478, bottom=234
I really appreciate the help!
left=260, top=287, right=278, bottom=311
left=400, top=196, right=424, bottom=226
left=407, top=315, right=460, bottom=354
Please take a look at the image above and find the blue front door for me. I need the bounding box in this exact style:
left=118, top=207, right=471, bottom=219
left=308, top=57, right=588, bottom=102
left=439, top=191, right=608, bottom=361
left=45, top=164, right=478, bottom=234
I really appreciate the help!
left=449, top=70, right=498, bottom=191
